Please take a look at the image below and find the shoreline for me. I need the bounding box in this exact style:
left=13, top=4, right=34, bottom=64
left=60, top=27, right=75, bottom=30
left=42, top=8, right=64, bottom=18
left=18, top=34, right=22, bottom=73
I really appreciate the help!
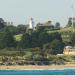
left=0, top=64, right=75, bottom=70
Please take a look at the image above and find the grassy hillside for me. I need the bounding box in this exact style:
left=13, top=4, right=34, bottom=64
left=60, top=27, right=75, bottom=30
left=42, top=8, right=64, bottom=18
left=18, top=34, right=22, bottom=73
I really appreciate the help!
left=48, top=27, right=75, bottom=42
left=48, top=27, right=75, bottom=34
left=14, top=34, right=22, bottom=41
left=14, top=27, right=75, bottom=41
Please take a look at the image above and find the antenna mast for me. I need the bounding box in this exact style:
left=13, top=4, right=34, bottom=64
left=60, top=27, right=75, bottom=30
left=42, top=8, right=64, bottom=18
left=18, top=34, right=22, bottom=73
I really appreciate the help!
left=71, top=0, right=74, bottom=32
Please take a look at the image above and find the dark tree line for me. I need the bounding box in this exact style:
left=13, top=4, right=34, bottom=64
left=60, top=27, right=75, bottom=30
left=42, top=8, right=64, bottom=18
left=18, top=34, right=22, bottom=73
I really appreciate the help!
left=0, top=18, right=75, bottom=55
left=18, top=29, right=64, bottom=55
left=0, top=23, right=64, bottom=55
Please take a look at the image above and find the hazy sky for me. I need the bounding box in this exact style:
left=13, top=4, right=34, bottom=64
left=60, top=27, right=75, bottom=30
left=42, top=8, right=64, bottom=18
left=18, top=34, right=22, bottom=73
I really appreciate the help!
left=0, top=0, right=75, bottom=26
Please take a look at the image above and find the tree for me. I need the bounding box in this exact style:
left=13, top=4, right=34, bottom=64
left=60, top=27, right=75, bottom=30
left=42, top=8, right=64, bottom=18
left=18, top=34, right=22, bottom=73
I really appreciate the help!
left=41, top=43, right=51, bottom=59
left=38, top=32, right=51, bottom=48
left=70, top=32, right=75, bottom=46
left=19, top=33, right=31, bottom=49
left=0, top=28, right=16, bottom=48
left=55, top=22, right=60, bottom=29
left=20, top=31, right=51, bottom=49
left=66, top=17, right=72, bottom=27
left=3, top=25, right=18, bottom=35
left=50, top=32, right=62, bottom=41
left=50, top=39, right=64, bottom=55
left=17, top=24, right=27, bottom=34
left=0, top=18, right=5, bottom=30
left=0, top=32, right=5, bottom=48
left=66, top=17, right=75, bottom=27
left=36, top=23, right=45, bottom=32
left=30, top=31, right=39, bottom=48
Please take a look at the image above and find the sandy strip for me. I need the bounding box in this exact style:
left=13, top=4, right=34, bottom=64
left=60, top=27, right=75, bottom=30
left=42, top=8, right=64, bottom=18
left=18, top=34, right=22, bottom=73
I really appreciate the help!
left=0, top=64, right=75, bottom=70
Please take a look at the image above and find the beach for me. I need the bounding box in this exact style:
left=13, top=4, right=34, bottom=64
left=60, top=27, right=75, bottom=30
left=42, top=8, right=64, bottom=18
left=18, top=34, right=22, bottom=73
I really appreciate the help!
left=0, top=64, right=75, bottom=70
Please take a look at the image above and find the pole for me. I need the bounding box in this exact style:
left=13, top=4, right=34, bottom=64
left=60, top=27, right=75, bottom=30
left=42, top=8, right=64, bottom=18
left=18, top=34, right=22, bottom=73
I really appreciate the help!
left=72, top=4, right=73, bottom=29
left=71, top=0, right=74, bottom=32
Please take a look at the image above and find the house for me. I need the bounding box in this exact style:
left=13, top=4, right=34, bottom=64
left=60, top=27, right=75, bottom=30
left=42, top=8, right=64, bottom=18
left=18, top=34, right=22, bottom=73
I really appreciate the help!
left=63, top=46, right=75, bottom=55
left=36, top=21, right=54, bottom=31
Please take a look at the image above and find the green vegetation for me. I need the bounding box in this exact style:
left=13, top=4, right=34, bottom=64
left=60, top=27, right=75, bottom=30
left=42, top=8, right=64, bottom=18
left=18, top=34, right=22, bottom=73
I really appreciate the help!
left=14, top=34, right=22, bottom=41
left=0, top=18, right=74, bottom=65
left=0, top=54, right=75, bottom=65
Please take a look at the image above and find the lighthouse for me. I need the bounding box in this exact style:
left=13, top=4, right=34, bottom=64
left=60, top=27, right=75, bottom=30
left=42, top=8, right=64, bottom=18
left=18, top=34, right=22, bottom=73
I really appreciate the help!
left=29, top=17, right=35, bottom=30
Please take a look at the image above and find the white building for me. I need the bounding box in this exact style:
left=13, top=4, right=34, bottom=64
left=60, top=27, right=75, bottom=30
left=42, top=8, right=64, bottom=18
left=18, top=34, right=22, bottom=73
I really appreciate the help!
left=29, top=17, right=35, bottom=30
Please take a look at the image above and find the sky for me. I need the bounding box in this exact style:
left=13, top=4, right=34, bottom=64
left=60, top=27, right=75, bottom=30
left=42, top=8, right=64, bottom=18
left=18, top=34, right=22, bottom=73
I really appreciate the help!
left=0, top=0, right=75, bottom=27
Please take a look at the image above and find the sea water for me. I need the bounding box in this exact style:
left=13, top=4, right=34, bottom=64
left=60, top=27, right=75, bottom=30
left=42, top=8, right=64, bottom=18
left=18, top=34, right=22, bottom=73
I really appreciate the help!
left=0, top=69, right=75, bottom=75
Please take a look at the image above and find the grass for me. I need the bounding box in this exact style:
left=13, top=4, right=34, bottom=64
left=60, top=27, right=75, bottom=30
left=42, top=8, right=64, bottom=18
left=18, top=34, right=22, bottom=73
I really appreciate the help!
left=48, top=27, right=75, bottom=34
left=14, top=34, right=23, bottom=41
left=0, top=50, right=21, bottom=56
left=14, top=27, right=75, bottom=41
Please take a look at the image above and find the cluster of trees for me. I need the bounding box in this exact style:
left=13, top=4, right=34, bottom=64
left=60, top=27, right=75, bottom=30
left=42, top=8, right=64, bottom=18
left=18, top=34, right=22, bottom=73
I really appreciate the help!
left=0, top=23, right=64, bottom=56
left=19, top=31, right=64, bottom=54
left=66, top=17, right=75, bottom=27
left=0, top=18, right=27, bottom=35
left=0, top=18, right=75, bottom=57
left=66, top=32, right=75, bottom=46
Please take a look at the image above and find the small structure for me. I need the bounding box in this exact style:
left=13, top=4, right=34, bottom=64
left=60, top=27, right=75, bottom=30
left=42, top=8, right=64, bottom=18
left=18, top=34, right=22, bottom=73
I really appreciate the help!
left=29, top=17, right=35, bottom=30
left=63, top=46, right=75, bottom=55
left=36, top=21, right=54, bottom=30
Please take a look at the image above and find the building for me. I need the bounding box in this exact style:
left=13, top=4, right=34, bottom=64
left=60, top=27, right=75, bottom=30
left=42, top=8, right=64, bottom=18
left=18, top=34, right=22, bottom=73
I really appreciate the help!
left=29, top=17, right=35, bottom=30
left=36, top=21, right=54, bottom=30
left=5, top=22, right=13, bottom=26
left=63, top=46, right=75, bottom=55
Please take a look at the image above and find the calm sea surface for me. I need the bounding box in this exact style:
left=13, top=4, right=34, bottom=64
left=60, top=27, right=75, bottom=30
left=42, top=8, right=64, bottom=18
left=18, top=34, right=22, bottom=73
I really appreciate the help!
left=0, top=69, right=75, bottom=75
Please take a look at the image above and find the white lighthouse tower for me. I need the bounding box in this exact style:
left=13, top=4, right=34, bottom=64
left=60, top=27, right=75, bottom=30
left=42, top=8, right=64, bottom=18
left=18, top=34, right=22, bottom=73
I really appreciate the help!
left=29, top=17, right=35, bottom=30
